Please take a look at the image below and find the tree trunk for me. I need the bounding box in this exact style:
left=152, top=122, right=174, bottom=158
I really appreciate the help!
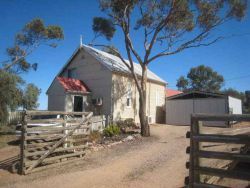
left=139, top=65, right=150, bottom=137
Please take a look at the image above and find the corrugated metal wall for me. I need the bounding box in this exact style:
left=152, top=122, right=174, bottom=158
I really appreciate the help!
left=166, top=99, right=193, bottom=125
left=166, top=98, right=227, bottom=126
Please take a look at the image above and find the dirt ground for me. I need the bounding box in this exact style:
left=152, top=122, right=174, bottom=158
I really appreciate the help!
left=0, top=125, right=189, bottom=188
left=0, top=124, right=249, bottom=188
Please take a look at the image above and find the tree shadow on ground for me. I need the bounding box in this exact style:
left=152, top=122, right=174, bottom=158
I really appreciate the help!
left=7, top=139, right=19, bottom=146
left=0, top=132, right=16, bottom=135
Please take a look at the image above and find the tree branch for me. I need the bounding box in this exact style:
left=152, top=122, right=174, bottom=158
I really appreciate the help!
left=147, top=16, right=228, bottom=64
left=143, top=0, right=175, bottom=64
left=148, top=35, right=224, bottom=63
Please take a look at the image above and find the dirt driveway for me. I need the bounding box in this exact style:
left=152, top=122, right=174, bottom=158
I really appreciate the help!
left=0, top=125, right=189, bottom=188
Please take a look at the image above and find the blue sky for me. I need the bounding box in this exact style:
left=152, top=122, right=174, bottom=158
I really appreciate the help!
left=1, top=0, right=250, bottom=110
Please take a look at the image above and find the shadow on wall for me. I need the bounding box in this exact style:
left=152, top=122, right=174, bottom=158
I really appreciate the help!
left=112, top=77, right=129, bottom=120
left=156, top=106, right=165, bottom=124
left=112, top=78, right=127, bottom=104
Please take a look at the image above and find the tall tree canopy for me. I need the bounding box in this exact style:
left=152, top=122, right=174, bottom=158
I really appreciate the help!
left=0, top=18, right=63, bottom=124
left=91, top=0, right=247, bottom=136
left=176, top=65, right=224, bottom=92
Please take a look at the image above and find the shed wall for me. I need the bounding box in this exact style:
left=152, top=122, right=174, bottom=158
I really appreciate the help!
left=166, top=98, right=227, bottom=126
left=166, top=99, right=193, bottom=125
left=48, top=94, right=65, bottom=111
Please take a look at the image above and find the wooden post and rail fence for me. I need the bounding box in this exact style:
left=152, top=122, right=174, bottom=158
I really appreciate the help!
left=16, top=111, right=250, bottom=179
left=185, top=114, right=250, bottom=188
left=18, top=110, right=105, bottom=175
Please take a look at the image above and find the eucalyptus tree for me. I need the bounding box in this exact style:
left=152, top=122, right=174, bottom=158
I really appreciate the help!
left=177, top=65, right=224, bottom=92
left=2, top=18, right=64, bottom=73
left=0, top=18, right=63, bottom=123
left=22, top=83, right=41, bottom=110
left=92, top=0, right=247, bottom=136
left=176, top=76, right=189, bottom=92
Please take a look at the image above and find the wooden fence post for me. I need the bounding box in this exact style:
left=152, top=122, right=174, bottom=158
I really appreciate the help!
left=63, top=115, right=68, bottom=148
left=19, top=110, right=27, bottom=175
left=189, top=116, right=201, bottom=187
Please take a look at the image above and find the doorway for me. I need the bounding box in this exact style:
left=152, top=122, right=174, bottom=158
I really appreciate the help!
left=73, top=96, right=83, bottom=112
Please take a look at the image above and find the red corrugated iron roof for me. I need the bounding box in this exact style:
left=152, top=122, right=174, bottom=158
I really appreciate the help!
left=57, top=77, right=90, bottom=93
left=166, top=89, right=183, bottom=97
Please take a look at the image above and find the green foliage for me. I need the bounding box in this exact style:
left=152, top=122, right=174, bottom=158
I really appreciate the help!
left=228, top=0, right=247, bottom=19
left=222, top=88, right=245, bottom=101
left=17, top=18, right=64, bottom=46
left=0, top=71, right=23, bottom=124
left=0, top=18, right=63, bottom=124
left=3, top=18, right=64, bottom=73
left=92, top=17, right=115, bottom=40
left=0, top=71, right=41, bottom=124
left=176, top=65, right=224, bottom=92
left=46, top=25, right=64, bottom=40
left=95, top=0, right=247, bottom=44
left=176, top=76, right=189, bottom=92
left=22, top=83, right=41, bottom=110
left=103, top=124, right=120, bottom=137
left=223, top=88, right=250, bottom=113
left=100, top=0, right=137, bottom=18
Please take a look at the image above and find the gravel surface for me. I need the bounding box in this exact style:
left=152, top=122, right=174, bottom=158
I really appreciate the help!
left=0, top=125, right=189, bottom=188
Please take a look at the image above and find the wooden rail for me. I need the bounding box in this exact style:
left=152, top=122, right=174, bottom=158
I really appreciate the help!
left=185, top=114, right=250, bottom=188
left=18, top=110, right=105, bottom=175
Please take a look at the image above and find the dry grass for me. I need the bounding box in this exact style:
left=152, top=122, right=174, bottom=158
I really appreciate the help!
left=0, top=135, right=16, bottom=148
left=0, top=125, right=17, bottom=148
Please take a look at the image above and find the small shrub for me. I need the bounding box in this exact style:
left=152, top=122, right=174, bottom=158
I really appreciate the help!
left=116, top=118, right=136, bottom=129
left=0, top=125, right=16, bottom=134
left=116, top=118, right=138, bottom=134
left=103, top=124, right=120, bottom=137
